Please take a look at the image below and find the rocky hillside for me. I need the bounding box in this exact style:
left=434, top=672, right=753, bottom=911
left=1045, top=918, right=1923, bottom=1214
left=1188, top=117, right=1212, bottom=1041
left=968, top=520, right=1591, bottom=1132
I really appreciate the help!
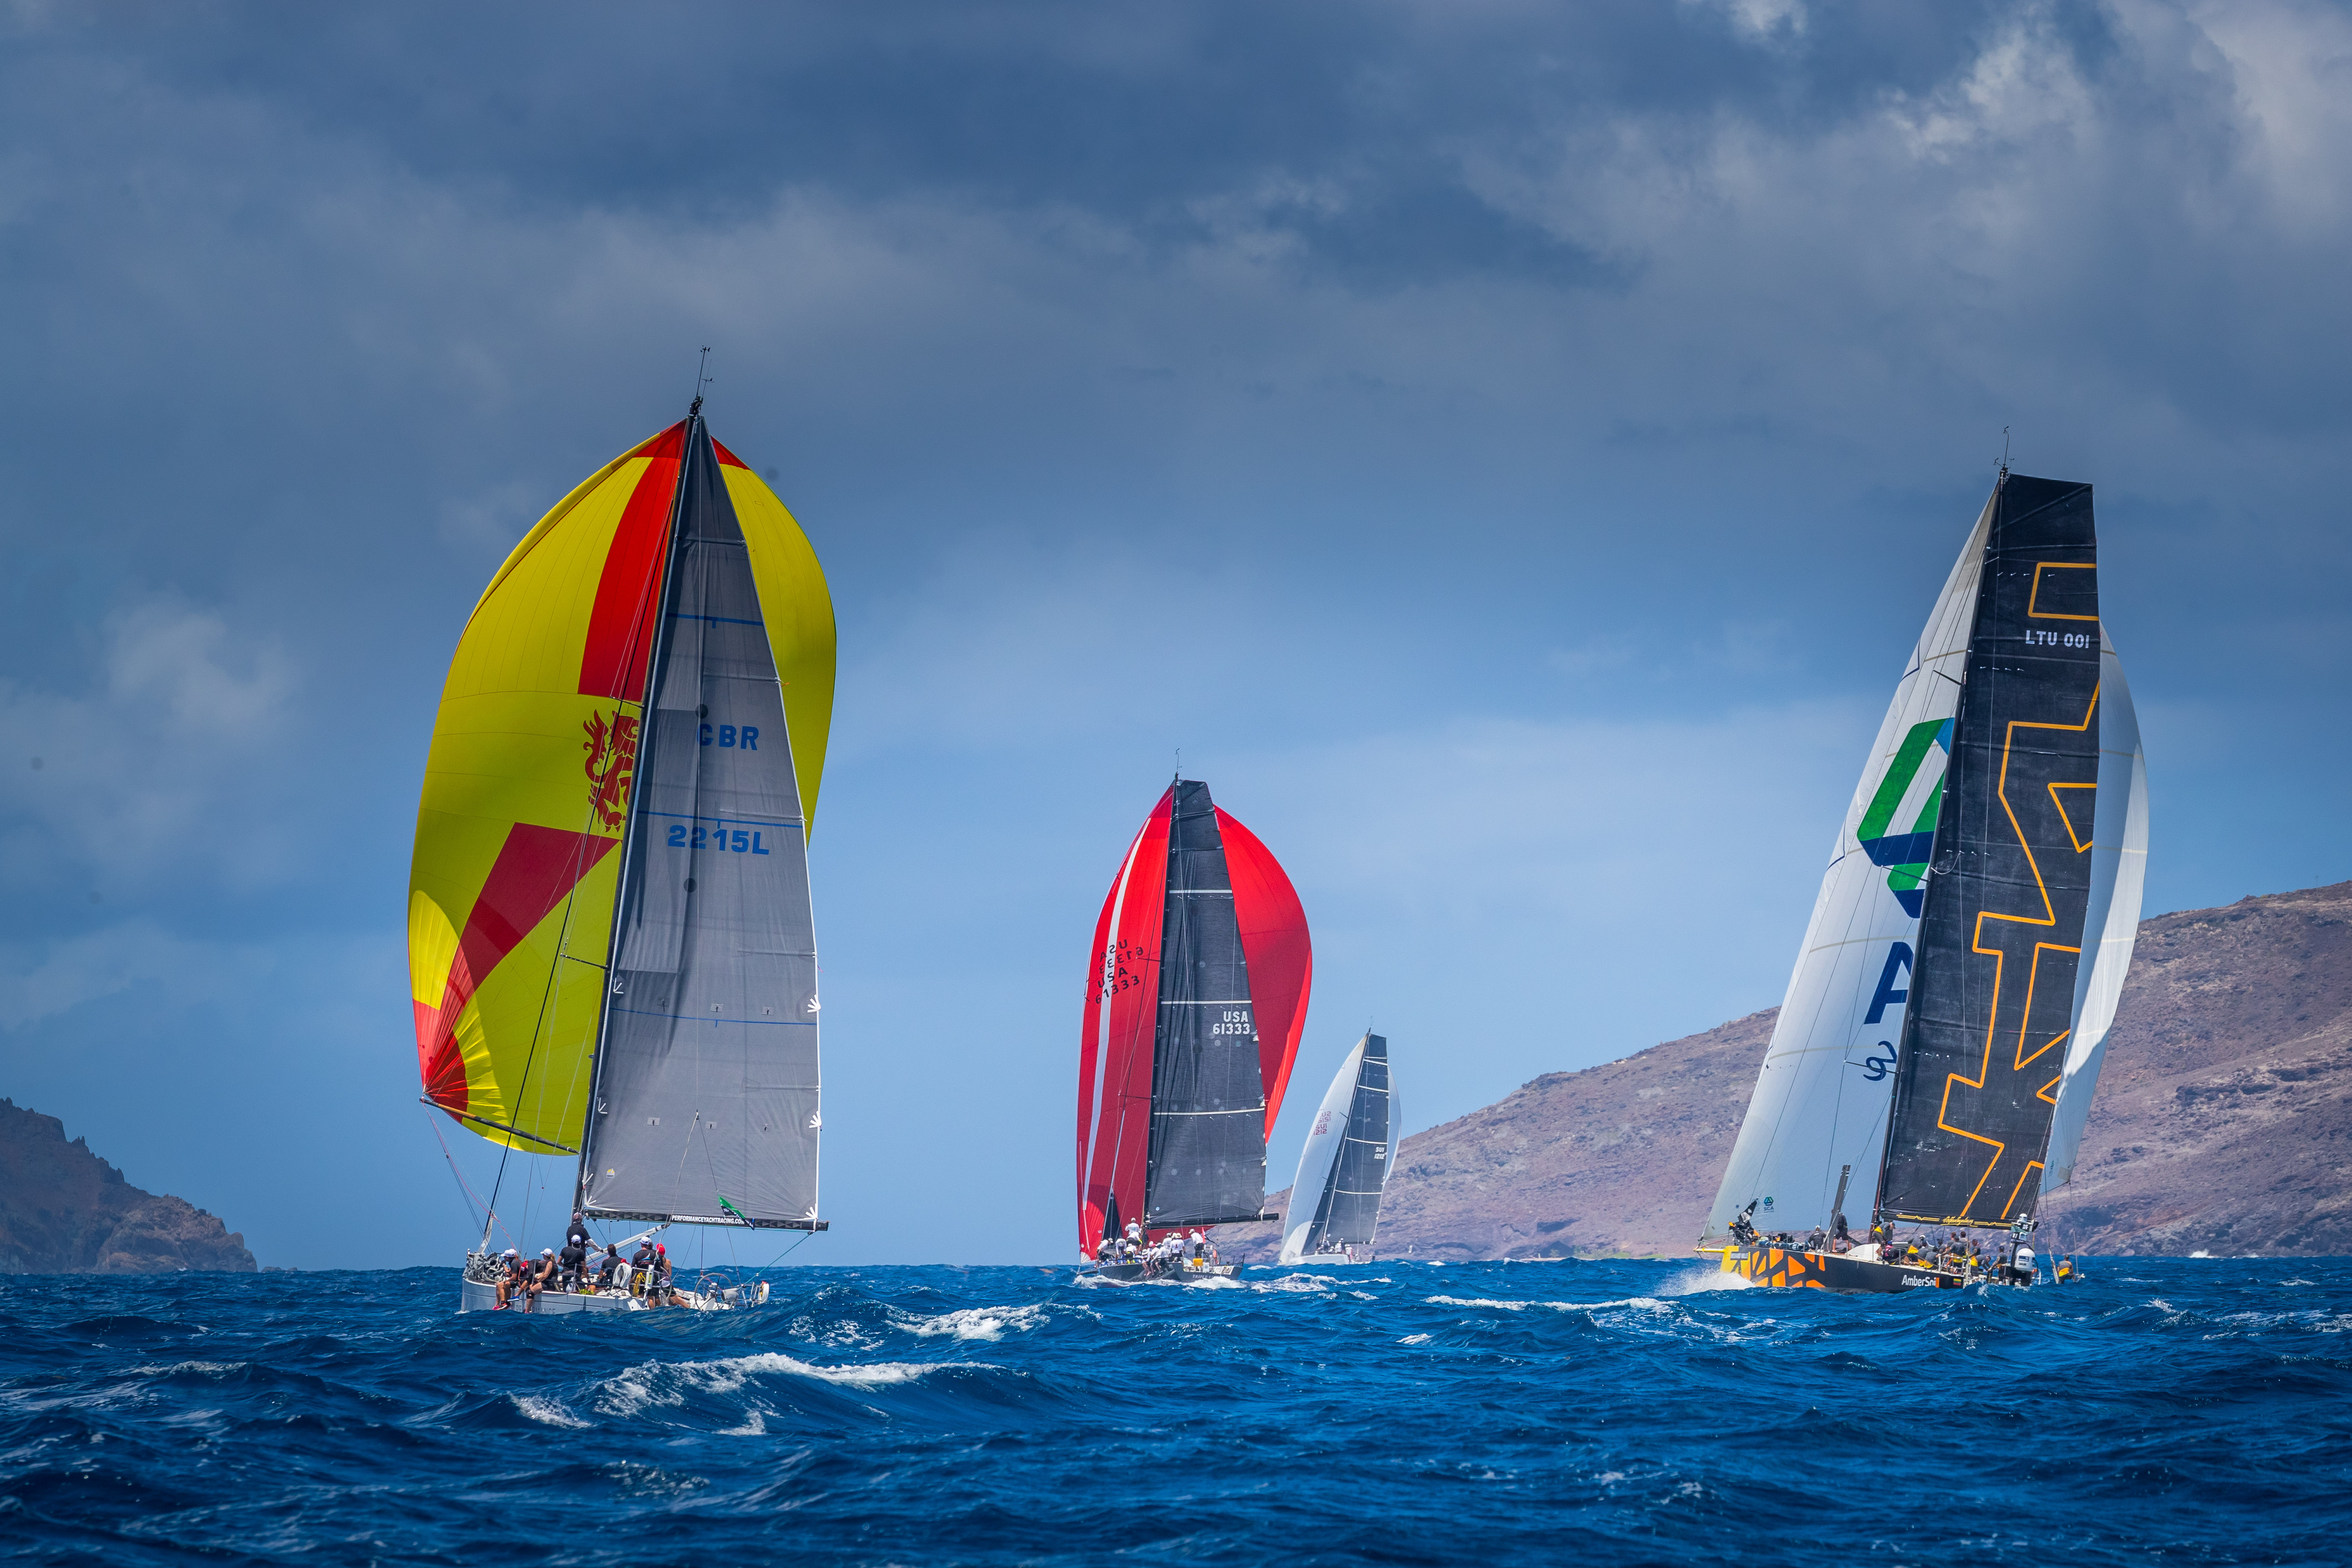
left=0, top=1099, right=257, bottom=1273
left=1216, top=880, right=2352, bottom=1261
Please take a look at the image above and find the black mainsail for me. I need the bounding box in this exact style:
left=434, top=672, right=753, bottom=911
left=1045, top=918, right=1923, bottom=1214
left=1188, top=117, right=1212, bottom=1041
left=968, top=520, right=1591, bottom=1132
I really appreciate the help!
left=1280, top=1032, right=1396, bottom=1262
left=1143, top=780, right=1271, bottom=1228
left=1876, top=475, right=2102, bottom=1229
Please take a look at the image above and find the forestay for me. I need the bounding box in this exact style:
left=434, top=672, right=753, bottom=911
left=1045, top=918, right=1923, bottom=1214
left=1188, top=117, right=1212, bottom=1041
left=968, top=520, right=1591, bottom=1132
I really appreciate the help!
left=408, top=415, right=833, bottom=1175
left=581, top=423, right=825, bottom=1228
left=1705, top=498, right=1992, bottom=1239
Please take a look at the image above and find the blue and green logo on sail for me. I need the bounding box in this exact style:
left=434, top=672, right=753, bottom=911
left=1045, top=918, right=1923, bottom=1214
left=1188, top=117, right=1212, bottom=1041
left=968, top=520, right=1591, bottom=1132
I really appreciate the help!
left=1858, top=718, right=1951, bottom=917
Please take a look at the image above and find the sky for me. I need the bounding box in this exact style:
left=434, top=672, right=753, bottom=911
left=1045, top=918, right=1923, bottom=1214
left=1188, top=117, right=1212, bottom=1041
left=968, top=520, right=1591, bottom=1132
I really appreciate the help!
left=2, top=0, right=2348, bottom=1269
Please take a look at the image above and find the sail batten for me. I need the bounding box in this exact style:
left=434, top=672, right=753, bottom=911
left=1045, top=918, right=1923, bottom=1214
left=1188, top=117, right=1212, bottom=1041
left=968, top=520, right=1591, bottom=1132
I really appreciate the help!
left=1709, top=472, right=2146, bottom=1246
left=408, top=412, right=836, bottom=1220
left=1076, top=780, right=1310, bottom=1255
left=1145, top=781, right=1270, bottom=1227
left=1280, top=1033, right=1395, bottom=1263
left=580, top=420, right=825, bottom=1227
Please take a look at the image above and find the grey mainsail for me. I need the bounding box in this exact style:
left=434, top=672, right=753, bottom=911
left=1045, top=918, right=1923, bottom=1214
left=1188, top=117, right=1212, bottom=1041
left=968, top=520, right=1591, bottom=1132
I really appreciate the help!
left=581, top=421, right=823, bottom=1228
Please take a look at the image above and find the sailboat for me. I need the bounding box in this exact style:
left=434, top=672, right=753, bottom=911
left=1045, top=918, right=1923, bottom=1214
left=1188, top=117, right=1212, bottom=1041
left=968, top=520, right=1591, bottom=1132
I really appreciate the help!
left=1277, top=1032, right=1397, bottom=1265
left=1077, top=779, right=1311, bottom=1279
left=1703, top=471, right=2148, bottom=1292
left=408, top=401, right=836, bottom=1313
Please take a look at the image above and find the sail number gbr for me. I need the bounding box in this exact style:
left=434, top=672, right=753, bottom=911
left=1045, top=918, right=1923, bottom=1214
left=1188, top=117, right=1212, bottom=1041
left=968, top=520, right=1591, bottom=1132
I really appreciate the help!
left=1211, top=1009, right=1257, bottom=1038
left=666, top=824, right=773, bottom=854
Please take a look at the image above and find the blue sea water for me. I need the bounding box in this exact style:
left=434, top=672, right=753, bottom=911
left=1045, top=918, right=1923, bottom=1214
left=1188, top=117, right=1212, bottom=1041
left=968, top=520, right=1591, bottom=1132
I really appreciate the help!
left=4, top=1256, right=2351, bottom=1565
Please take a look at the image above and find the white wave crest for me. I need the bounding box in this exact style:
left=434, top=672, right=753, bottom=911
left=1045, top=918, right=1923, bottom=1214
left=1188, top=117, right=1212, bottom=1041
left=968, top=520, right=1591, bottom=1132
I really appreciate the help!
left=1398, top=1332, right=1433, bottom=1345
left=131, top=1361, right=245, bottom=1377
left=1427, top=1294, right=1669, bottom=1313
left=514, top=1395, right=591, bottom=1429
left=594, top=1352, right=976, bottom=1416
left=894, top=1304, right=1046, bottom=1342
left=1659, top=1267, right=1756, bottom=1295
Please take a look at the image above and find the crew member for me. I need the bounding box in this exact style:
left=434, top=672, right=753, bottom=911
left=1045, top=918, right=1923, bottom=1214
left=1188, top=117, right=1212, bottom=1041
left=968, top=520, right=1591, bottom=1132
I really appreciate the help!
left=595, top=1244, right=623, bottom=1292
left=494, top=1248, right=526, bottom=1309
left=558, top=1238, right=588, bottom=1292
left=630, top=1239, right=658, bottom=1297
left=527, top=1248, right=560, bottom=1310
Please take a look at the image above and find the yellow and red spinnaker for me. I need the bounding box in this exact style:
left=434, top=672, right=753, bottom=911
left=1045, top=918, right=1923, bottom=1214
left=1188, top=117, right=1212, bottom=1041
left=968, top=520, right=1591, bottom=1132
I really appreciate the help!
left=407, top=422, right=834, bottom=1152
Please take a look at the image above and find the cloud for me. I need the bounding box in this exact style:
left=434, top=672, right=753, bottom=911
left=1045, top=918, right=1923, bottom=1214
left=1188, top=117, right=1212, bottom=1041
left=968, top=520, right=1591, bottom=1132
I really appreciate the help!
left=0, top=599, right=299, bottom=900
left=2, top=3, right=2349, bottom=1264
left=0, top=918, right=278, bottom=1031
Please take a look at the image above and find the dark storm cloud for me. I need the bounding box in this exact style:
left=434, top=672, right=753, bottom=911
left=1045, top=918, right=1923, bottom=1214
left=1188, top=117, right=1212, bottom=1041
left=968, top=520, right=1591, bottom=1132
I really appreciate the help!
left=1, top=1, right=2349, bottom=1264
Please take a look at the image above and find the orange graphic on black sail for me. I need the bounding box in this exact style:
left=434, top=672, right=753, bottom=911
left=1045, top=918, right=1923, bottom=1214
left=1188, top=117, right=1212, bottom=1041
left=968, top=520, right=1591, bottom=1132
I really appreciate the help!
left=1933, top=686, right=2098, bottom=1220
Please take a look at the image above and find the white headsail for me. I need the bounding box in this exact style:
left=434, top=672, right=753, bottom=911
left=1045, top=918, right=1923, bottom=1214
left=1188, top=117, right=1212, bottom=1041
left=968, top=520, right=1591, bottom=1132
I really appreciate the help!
left=1278, top=1033, right=1395, bottom=1264
left=2044, top=631, right=2149, bottom=1187
left=1705, top=499, right=1993, bottom=1239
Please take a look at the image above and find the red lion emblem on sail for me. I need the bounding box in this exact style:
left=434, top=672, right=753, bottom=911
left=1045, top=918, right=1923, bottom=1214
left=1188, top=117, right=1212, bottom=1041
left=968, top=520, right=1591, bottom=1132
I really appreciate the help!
left=582, top=709, right=640, bottom=833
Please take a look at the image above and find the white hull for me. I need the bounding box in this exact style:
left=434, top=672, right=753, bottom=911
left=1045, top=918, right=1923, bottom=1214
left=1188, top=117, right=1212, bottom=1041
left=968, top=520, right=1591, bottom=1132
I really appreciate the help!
left=457, top=1276, right=769, bottom=1314
left=1290, top=1251, right=1369, bottom=1266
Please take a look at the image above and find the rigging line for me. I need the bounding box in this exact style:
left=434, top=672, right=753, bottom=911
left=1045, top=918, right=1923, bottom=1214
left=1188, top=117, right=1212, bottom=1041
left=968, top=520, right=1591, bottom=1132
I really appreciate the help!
left=582, top=410, right=700, bottom=1214
left=424, top=1105, right=487, bottom=1234
left=479, top=747, right=624, bottom=1233
left=671, top=1111, right=703, bottom=1215
left=468, top=420, right=689, bottom=1247
left=756, top=1229, right=816, bottom=1270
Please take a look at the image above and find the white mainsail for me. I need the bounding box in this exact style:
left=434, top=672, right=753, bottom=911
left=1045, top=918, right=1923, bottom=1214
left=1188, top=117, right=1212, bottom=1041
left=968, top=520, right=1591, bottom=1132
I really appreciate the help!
left=1704, top=497, right=1993, bottom=1239
left=2043, top=631, right=2149, bottom=1187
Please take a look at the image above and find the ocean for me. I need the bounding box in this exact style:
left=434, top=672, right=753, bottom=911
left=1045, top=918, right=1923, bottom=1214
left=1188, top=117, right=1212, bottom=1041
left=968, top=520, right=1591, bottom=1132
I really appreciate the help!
left=4, top=1256, right=2348, bottom=1564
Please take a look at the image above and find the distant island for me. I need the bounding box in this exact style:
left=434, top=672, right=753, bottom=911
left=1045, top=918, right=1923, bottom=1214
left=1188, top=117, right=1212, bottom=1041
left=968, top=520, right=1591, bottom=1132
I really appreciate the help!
left=1217, top=879, right=2352, bottom=1261
left=0, top=1099, right=256, bottom=1273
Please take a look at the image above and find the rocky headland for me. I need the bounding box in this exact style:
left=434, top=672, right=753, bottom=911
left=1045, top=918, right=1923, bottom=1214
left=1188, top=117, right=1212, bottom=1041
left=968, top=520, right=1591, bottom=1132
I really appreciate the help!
left=1216, top=880, right=2352, bottom=1261
left=0, top=1098, right=257, bottom=1273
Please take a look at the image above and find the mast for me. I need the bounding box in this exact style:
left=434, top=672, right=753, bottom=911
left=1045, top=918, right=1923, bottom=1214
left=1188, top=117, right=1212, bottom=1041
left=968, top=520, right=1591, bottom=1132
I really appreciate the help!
left=573, top=405, right=701, bottom=1212
left=576, top=408, right=829, bottom=1231
left=1703, top=491, right=1992, bottom=1242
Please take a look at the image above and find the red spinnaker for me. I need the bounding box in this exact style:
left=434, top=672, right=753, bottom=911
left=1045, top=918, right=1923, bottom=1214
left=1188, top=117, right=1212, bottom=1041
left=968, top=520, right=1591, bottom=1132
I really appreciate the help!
left=1076, top=790, right=1170, bottom=1257
left=1220, top=807, right=1312, bottom=1141
left=1075, top=787, right=1313, bottom=1258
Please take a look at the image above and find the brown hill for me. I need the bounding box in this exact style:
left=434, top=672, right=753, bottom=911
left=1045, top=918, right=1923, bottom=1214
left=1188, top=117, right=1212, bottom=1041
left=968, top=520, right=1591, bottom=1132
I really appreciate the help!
left=1216, top=879, right=2352, bottom=1261
left=0, top=1098, right=257, bottom=1273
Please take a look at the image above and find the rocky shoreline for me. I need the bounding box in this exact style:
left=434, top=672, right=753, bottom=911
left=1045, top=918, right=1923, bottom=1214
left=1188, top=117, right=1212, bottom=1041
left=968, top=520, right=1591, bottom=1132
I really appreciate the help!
left=0, top=1098, right=256, bottom=1274
left=1217, top=880, right=2352, bottom=1261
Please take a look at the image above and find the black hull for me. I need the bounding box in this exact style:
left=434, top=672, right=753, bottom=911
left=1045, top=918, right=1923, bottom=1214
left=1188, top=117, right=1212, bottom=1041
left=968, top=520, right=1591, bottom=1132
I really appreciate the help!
left=1720, top=1246, right=1976, bottom=1293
